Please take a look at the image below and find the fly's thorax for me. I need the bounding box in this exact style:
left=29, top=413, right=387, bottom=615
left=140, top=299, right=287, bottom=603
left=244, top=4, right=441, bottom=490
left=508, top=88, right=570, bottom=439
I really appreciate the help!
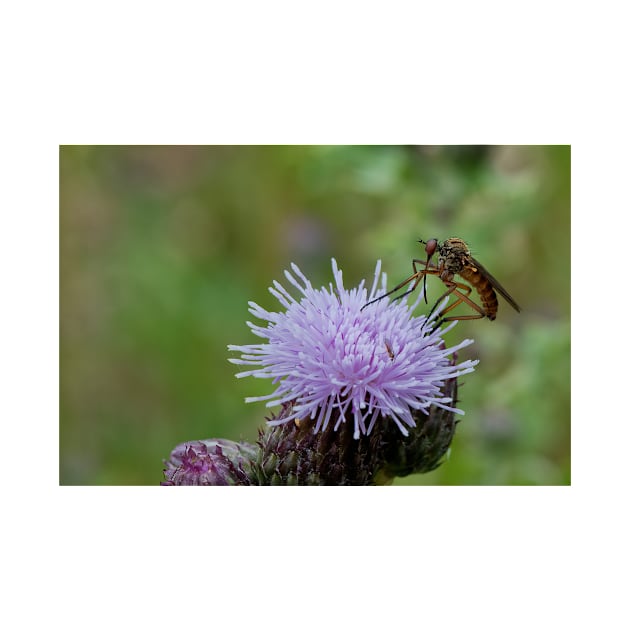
left=439, top=237, right=470, bottom=276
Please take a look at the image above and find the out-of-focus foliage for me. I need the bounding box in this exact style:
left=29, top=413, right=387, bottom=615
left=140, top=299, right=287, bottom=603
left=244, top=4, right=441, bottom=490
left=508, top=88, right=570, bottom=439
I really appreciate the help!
left=60, top=145, right=570, bottom=485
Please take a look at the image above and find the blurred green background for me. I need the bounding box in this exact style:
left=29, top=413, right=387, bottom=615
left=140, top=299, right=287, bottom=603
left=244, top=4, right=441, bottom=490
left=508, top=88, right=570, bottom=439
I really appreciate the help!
left=60, top=145, right=570, bottom=485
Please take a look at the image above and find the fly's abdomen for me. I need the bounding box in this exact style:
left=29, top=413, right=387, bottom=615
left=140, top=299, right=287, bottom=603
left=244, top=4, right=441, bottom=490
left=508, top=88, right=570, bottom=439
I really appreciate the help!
left=461, top=268, right=498, bottom=320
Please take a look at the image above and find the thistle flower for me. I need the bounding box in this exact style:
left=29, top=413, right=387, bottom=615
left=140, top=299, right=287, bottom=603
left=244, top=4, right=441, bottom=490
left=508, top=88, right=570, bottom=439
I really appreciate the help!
left=228, top=259, right=477, bottom=440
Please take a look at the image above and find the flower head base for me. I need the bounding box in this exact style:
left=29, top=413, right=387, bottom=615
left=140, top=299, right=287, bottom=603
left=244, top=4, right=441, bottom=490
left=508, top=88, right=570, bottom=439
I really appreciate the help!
left=228, top=259, right=477, bottom=439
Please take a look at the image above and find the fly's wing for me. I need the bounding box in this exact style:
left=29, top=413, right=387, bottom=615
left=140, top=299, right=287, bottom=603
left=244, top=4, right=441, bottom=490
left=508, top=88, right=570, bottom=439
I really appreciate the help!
left=471, top=257, right=521, bottom=313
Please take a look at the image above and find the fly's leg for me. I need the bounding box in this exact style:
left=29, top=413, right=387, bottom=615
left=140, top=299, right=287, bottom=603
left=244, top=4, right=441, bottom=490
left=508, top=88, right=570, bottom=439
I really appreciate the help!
left=361, top=259, right=438, bottom=310
left=428, top=280, right=487, bottom=328
left=390, top=262, right=439, bottom=304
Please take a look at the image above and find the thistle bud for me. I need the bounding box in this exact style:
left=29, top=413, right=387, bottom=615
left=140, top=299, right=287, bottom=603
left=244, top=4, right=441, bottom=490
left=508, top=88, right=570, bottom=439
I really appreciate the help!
left=162, top=439, right=258, bottom=486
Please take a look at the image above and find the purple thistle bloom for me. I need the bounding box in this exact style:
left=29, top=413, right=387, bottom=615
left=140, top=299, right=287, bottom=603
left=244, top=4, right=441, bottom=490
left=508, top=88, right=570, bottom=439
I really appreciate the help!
left=228, top=259, right=478, bottom=440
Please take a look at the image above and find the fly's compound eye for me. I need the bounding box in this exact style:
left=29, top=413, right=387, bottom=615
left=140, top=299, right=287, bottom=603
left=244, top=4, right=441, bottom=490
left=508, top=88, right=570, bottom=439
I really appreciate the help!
left=424, top=238, right=438, bottom=260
